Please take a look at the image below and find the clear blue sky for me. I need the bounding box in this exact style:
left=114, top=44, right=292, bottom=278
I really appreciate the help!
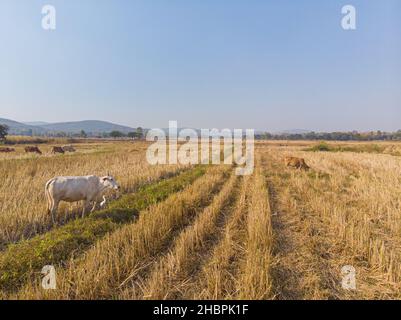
left=0, top=0, right=400, bottom=131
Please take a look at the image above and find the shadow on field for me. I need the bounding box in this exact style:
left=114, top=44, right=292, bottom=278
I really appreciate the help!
left=267, top=181, right=305, bottom=300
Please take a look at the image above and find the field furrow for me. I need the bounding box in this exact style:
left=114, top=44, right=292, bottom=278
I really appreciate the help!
left=262, top=153, right=339, bottom=299
left=123, top=173, right=240, bottom=300
left=192, top=175, right=251, bottom=300
left=236, top=166, right=273, bottom=300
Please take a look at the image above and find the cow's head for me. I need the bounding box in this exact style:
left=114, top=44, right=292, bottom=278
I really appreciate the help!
left=101, top=176, right=120, bottom=191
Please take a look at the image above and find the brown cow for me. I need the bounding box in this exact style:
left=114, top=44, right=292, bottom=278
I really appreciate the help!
left=0, top=147, right=15, bottom=153
left=52, top=146, right=65, bottom=154
left=284, top=156, right=310, bottom=170
left=25, top=146, right=42, bottom=154
left=62, top=145, right=76, bottom=152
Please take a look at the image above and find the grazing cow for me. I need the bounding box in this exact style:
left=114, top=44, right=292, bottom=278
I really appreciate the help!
left=284, top=156, right=310, bottom=170
left=0, top=147, right=15, bottom=153
left=62, top=145, right=76, bottom=152
left=45, top=175, right=120, bottom=223
left=52, top=146, right=65, bottom=154
left=25, top=146, right=42, bottom=154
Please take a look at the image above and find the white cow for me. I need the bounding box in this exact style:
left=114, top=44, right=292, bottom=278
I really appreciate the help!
left=45, top=175, right=120, bottom=223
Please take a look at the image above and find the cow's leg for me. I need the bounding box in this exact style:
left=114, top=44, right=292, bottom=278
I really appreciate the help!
left=90, top=193, right=102, bottom=212
left=82, top=199, right=91, bottom=218
left=90, top=201, right=98, bottom=213
left=50, top=200, right=60, bottom=225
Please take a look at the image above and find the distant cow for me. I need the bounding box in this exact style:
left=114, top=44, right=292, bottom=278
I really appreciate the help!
left=284, top=156, right=310, bottom=170
left=52, top=146, right=65, bottom=154
left=25, top=146, right=42, bottom=154
left=45, top=175, right=120, bottom=223
left=62, top=145, right=76, bottom=152
left=0, top=147, right=15, bottom=153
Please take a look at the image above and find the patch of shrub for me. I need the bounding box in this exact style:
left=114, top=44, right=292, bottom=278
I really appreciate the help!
left=306, top=142, right=332, bottom=152
left=306, top=142, right=385, bottom=154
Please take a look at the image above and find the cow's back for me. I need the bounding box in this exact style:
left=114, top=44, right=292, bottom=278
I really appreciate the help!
left=52, top=146, right=65, bottom=154
left=50, top=175, right=100, bottom=201
left=284, top=156, right=310, bottom=170
left=25, top=146, right=41, bottom=154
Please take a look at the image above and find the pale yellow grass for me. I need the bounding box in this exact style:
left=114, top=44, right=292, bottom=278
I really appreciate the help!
left=131, top=172, right=239, bottom=300
left=237, top=166, right=273, bottom=299
left=4, top=139, right=401, bottom=300
left=262, top=146, right=401, bottom=299
left=193, top=175, right=251, bottom=299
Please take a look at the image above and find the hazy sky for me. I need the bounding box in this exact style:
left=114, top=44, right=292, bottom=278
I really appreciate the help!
left=0, top=0, right=400, bottom=131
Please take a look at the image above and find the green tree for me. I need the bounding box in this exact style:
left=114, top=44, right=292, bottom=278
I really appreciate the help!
left=127, top=131, right=138, bottom=139
left=136, top=127, right=144, bottom=139
left=110, top=130, right=124, bottom=138
left=0, top=124, right=9, bottom=141
left=80, top=130, right=87, bottom=138
left=56, top=131, right=67, bottom=137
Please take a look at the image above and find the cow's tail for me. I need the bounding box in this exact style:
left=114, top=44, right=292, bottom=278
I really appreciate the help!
left=45, top=179, right=54, bottom=215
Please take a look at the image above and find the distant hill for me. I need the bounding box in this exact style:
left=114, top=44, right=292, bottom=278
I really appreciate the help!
left=276, top=129, right=312, bottom=135
left=0, top=118, right=137, bottom=136
left=0, top=118, right=46, bottom=135
left=23, top=121, right=50, bottom=126
left=40, top=120, right=135, bottom=134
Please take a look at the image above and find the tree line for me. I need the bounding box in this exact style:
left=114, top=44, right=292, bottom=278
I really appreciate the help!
left=2, top=124, right=401, bottom=142
left=0, top=124, right=146, bottom=141
left=256, top=130, right=401, bottom=141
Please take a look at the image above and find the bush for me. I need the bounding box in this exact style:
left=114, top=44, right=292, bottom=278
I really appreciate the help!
left=307, top=142, right=332, bottom=152
left=305, top=142, right=386, bottom=154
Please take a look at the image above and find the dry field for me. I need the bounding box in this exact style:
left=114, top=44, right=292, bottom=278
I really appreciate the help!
left=1, top=139, right=401, bottom=300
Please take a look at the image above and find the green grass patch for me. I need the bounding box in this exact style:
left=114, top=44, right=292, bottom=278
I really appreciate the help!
left=305, top=142, right=385, bottom=154
left=0, top=166, right=206, bottom=292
